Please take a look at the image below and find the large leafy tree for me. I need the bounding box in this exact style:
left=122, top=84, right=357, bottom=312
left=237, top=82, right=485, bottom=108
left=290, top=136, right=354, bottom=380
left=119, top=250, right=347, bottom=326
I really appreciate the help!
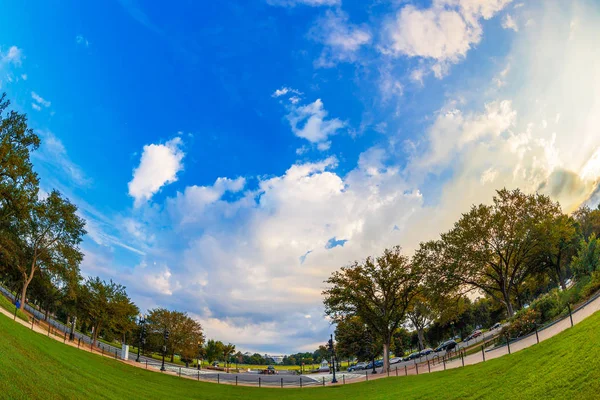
left=572, top=205, right=600, bottom=240
left=146, top=308, right=204, bottom=363
left=536, top=214, right=578, bottom=290
left=79, top=277, right=139, bottom=346
left=334, top=316, right=370, bottom=362
left=204, top=339, right=224, bottom=364
left=323, top=246, right=421, bottom=372
left=0, top=93, right=40, bottom=279
left=15, top=190, right=86, bottom=309
left=418, top=189, right=562, bottom=317
left=222, top=343, right=236, bottom=370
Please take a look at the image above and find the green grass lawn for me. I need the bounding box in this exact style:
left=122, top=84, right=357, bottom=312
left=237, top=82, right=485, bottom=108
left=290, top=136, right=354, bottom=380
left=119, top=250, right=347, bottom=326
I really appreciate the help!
left=1, top=310, right=599, bottom=400
left=0, top=294, right=29, bottom=322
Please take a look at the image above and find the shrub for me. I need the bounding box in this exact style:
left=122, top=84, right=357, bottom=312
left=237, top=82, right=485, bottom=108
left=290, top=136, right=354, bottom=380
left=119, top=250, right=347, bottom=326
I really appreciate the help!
left=530, top=290, right=563, bottom=322
left=581, top=271, right=600, bottom=299
left=505, top=308, right=540, bottom=338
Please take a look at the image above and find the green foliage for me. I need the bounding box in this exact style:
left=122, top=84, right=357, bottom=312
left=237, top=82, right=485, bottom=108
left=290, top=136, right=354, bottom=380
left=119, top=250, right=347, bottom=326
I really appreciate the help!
left=204, top=339, right=224, bottom=363
left=418, top=188, right=564, bottom=318
left=324, top=246, right=422, bottom=371
left=571, top=234, right=600, bottom=278
left=581, top=271, right=600, bottom=299
left=79, top=277, right=139, bottom=346
left=145, top=308, right=204, bottom=363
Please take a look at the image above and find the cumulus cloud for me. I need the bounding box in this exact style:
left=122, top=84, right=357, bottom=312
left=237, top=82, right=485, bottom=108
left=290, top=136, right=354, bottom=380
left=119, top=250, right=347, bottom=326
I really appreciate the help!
left=310, top=10, right=372, bottom=67
left=385, top=0, right=512, bottom=77
left=286, top=98, right=345, bottom=147
left=128, top=137, right=185, bottom=207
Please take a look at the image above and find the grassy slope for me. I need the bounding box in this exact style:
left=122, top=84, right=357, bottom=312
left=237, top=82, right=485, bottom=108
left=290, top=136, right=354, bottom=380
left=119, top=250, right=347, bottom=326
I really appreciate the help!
left=0, top=310, right=599, bottom=400
left=0, top=294, right=29, bottom=322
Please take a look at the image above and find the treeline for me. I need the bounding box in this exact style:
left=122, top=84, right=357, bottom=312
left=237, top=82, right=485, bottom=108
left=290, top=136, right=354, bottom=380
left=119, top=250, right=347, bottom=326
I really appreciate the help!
left=325, top=189, right=600, bottom=371
left=0, top=94, right=216, bottom=363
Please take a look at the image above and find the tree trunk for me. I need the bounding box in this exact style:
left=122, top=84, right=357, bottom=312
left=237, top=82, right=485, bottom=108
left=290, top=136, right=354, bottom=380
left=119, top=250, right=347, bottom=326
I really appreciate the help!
left=383, top=342, right=390, bottom=373
left=417, top=328, right=425, bottom=350
left=19, top=275, right=33, bottom=310
left=502, top=288, right=515, bottom=318
left=45, top=308, right=49, bottom=321
left=170, top=352, right=174, bottom=363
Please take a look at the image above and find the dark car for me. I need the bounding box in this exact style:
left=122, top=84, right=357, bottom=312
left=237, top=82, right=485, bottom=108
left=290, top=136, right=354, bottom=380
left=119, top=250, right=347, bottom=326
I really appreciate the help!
left=419, top=348, right=433, bottom=357
left=491, top=322, right=501, bottom=330
left=444, top=340, right=458, bottom=351
left=375, top=360, right=383, bottom=368
left=405, top=352, right=421, bottom=361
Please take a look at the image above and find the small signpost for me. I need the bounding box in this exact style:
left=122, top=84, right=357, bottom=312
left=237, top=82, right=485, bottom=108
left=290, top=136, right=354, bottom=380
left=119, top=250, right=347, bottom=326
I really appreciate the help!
left=14, top=300, right=21, bottom=320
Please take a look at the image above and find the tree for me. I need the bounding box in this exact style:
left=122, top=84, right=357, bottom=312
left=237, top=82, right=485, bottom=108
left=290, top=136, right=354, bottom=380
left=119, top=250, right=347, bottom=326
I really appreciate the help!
left=406, top=293, right=436, bottom=350
left=323, top=246, right=421, bottom=372
left=222, top=343, right=236, bottom=370
left=0, top=93, right=40, bottom=282
left=0, top=93, right=40, bottom=227
left=204, top=339, right=224, bottom=364
left=312, top=345, right=330, bottom=363
left=15, top=190, right=86, bottom=309
left=537, top=214, right=578, bottom=289
left=391, top=328, right=411, bottom=357
left=334, top=316, right=370, bottom=362
left=571, top=234, right=600, bottom=278
left=145, top=308, right=204, bottom=364
left=572, top=205, right=600, bottom=240
left=79, top=277, right=139, bottom=346
left=419, top=189, right=562, bottom=317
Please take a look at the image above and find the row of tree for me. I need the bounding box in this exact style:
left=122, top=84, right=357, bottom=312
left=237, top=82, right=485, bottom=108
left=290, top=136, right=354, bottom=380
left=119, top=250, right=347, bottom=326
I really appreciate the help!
left=324, top=188, right=600, bottom=372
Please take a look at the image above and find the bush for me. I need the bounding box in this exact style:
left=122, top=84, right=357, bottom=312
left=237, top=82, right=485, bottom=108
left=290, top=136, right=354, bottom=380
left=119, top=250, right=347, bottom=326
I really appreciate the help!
left=505, top=308, right=540, bottom=338
left=581, top=271, right=600, bottom=299
left=530, top=290, right=563, bottom=323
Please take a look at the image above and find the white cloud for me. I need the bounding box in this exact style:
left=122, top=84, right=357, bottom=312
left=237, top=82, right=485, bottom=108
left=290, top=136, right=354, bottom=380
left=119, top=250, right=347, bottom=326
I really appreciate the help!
left=128, top=137, right=185, bottom=207
left=21, top=74, right=27, bottom=80
left=286, top=98, right=345, bottom=146
left=31, top=103, right=41, bottom=111
left=31, top=92, right=51, bottom=108
left=502, top=14, right=519, bottom=31
left=385, top=0, right=512, bottom=76
left=267, top=0, right=339, bottom=7
left=1, top=46, right=23, bottom=66
left=76, top=34, right=90, bottom=47
left=33, top=131, right=90, bottom=187
left=310, top=10, right=372, bottom=68
left=272, top=86, right=302, bottom=98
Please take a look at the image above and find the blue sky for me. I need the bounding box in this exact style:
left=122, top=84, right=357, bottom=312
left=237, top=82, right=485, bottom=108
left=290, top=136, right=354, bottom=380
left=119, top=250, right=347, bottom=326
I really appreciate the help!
left=2, top=0, right=600, bottom=354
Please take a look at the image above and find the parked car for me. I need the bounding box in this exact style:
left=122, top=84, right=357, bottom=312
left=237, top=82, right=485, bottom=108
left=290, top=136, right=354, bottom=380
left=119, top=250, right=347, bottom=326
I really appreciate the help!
left=419, top=348, right=433, bottom=357
left=466, top=330, right=483, bottom=341
left=375, top=360, right=383, bottom=368
left=405, top=352, right=421, bottom=361
left=491, top=322, right=501, bottom=330
left=444, top=340, right=458, bottom=351
left=212, top=361, right=219, bottom=367
left=389, top=357, right=402, bottom=365
left=259, top=365, right=278, bottom=375
left=348, top=362, right=368, bottom=372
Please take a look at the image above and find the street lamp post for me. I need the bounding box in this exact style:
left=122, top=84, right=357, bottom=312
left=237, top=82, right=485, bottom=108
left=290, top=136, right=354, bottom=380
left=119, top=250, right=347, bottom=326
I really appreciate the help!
left=329, top=334, right=338, bottom=384
left=160, top=329, right=170, bottom=372
left=136, top=314, right=146, bottom=362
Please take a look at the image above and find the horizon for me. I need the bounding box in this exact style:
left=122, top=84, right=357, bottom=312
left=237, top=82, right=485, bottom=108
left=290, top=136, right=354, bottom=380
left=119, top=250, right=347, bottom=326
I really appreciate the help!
left=1, top=0, right=600, bottom=354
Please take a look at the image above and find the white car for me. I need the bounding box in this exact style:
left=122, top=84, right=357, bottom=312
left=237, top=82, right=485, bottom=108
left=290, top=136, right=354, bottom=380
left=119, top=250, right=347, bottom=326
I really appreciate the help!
left=390, top=357, right=402, bottom=364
